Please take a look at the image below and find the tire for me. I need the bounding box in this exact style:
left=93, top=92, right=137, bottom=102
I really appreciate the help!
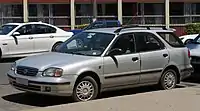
left=51, top=42, right=62, bottom=52
left=159, top=69, right=177, bottom=90
left=72, top=76, right=99, bottom=102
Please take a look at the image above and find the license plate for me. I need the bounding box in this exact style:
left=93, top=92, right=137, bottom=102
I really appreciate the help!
left=16, top=78, right=28, bottom=86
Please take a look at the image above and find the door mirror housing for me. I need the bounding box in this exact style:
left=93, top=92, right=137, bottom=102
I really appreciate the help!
left=108, top=48, right=123, bottom=56
left=12, top=32, right=20, bottom=36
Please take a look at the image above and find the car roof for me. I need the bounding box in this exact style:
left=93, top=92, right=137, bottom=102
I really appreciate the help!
left=4, top=22, right=50, bottom=26
left=85, top=27, right=175, bottom=35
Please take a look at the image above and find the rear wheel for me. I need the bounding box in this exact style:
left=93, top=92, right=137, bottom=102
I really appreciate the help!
left=184, top=39, right=192, bottom=45
left=52, top=42, right=62, bottom=52
left=159, top=69, right=177, bottom=90
left=72, top=76, right=99, bottom=102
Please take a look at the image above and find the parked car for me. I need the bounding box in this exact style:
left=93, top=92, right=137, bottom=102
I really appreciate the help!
left=179, top=34, right=199, bottom=45
left=7, top=25, right=193, bottom=102
left=0, top=22, right=73, bottom=59
left=69, top=20, right=121, bottom=35
left=186, top=34, right=200, bottom=71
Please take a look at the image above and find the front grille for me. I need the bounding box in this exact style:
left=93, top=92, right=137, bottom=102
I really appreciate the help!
left=16, top=66, right=38, bottom=76
left=12, top=81, right=41, bottom=91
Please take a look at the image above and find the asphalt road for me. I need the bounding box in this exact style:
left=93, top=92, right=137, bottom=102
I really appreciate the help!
left=0, top=58, right=200, bottom=111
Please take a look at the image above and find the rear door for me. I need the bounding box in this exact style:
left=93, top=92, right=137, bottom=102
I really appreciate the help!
left=32, top=24, right=57, bottom=53
left=134, top=32, right=170, bottom=83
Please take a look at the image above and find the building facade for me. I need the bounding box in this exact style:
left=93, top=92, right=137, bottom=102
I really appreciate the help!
left=1, top=0, right=200, bottom=35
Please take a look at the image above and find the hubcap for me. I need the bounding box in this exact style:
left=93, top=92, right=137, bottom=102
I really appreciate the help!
left=164, top=71, right=176, bottom=89
left=76, top=81, right=94, bottom=101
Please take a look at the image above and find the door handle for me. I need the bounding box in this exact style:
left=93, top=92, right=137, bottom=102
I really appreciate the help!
left=50, top=35, right=54, bottom=38
left=132, top=57, right=139, bottom=62
left=163, top=54, right=168, bottom=57
left=2, top=43, right=7, bottom=45
left=29, top=37, right=33, bottom=39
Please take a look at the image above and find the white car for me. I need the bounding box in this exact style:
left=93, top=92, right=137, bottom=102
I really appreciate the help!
left=179, top=34, right=199, bottom=45
left=0, top=22, right=73, bottom=59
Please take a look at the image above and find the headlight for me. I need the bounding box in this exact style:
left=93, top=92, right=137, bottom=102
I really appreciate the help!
left=42, top=67, right=63, bottom=77
left=11, top=62, right=16, bottom=71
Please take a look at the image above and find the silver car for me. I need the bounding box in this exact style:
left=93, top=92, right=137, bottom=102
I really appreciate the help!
left=7, top=26, right=193, bottom=102
left=186, top=34, right=200, bottom=71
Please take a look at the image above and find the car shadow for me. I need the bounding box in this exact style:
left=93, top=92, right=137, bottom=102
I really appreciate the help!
left=0, top=57, right=23, bottom=63
left=2, top=92, right=73, bottom=107
left=2, top=85, right=185, bottom=107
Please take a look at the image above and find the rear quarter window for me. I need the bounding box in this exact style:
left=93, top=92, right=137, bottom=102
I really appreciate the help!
left=157, top=32, right=185, bottom=47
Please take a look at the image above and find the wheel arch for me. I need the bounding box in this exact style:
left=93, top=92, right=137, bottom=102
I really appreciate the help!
left=51, top=41, right=63, bottom=51
left=162, top=65, right=180, bottom=84
left=74, top=71, right=102, bottom=92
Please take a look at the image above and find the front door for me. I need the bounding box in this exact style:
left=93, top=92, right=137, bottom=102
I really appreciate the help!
left=7, top=24, right=34, bottom=56
left=103, top=33, right=140, bottom=88
left=134, top=32, right=169, bottom=83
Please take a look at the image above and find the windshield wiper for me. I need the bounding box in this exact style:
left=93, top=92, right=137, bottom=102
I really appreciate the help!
left=66, top=52, right=86, bottom=55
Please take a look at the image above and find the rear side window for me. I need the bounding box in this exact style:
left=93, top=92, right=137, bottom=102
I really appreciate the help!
left=34, top=24, right=56, bottom=34
left=157, top=32, right=184, bottom=47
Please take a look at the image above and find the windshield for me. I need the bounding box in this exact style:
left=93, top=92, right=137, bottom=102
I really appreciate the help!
left=0, top=25, right=18, bottom=35
left=192, top=34, right=200, bottom=44
left=56, top=32, right=115, bottom=56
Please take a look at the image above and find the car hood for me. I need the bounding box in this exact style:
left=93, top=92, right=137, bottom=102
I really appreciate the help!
left=187, top=43, right=200, bottom=56
left=0, top=35, right=8, bottom=39
left=16, top=52, right=96, bottom=71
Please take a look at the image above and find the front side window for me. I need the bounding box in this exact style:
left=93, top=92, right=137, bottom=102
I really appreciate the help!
left=109, top=34, right=135, bottom=55
left=0, top=25, right=18, bottom=35
left=157, top=32, right=184, bottom=47
left=56, top=32, right=115, bottom=56
left=134, top=32, right=163, bottom=52
left=16, top=25, right=34, bottom=35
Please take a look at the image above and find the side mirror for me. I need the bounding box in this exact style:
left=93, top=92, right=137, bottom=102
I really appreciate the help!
left=12, top=32, right=20, bottom=36
left=108, top=48, right=123, bottom=56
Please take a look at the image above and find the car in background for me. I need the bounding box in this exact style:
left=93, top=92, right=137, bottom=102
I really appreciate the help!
left=0, top=22, right=73, bottom=59
left=7, top=25, right=193, bottom=102
left=69, top=20, right=121, bottom=35
left=179, top=34, right=199, bottom=45
left=186, top=34, right=200, bottom=71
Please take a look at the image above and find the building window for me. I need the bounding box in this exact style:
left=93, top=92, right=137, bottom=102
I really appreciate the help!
left=52, top=4, right=70, bottom=26
left=170, top=2, right=184, bottom=15
left=105, top=3, right=117, bottom=16
left=52, top=4, right=70, bottom=16
left=123, top=3, right=137, bottom=16
left=29, top=4, right=37, bottom=16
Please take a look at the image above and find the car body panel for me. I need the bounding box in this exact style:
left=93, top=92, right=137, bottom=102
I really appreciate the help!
left=179, top=34, right=199, bottom=44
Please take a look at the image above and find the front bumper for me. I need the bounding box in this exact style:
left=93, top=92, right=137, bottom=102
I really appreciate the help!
left=7, top=71, right=75, bottom=96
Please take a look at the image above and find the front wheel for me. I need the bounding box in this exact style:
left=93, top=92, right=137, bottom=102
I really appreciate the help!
left=159, top=69, right=177, bottom=90
left=72, top=76, right=99, bottom=102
